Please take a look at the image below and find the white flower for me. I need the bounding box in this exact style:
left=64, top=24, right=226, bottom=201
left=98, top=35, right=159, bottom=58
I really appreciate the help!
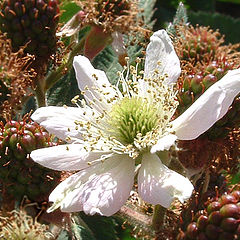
left=30, top=30, right=240, bottom=216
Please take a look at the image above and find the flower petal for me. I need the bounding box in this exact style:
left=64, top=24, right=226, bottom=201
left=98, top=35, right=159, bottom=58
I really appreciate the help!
left=30, top=144, right=109, bottom=171
left=151, top=134, right=177, bottom=153
left=111, top=32, right=126, bottom=55
left=57, top=11, right=83, bottom=37
left=73, top=55, right=117, bottom=112
left=144, top=30, right=181, bottom=83
left=48, top=154, right=135, bottom=216
left=31, top=106, right=86, bottom=141
left=172, top=69, right=240, bottom=140
left=138, top=153, right=193, bottom=208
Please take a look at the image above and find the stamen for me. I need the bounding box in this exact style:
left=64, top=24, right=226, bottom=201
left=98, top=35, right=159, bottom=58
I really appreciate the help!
left=70, top=59, right=178, bottom=159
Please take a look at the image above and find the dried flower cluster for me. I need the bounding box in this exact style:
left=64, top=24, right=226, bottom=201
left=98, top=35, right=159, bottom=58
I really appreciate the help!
left=76, top=0, right=141, bottom=34
left=0, top=33, right=35, bottom=121
left=175, top=25, right=240, bottom=115
left=0, top=209, right=54, bottom=240
left=173, top=25, right=240, bottom=175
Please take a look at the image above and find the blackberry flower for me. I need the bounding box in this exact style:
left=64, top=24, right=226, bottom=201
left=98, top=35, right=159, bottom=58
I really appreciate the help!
left=30, top=30, right=240, bottom=216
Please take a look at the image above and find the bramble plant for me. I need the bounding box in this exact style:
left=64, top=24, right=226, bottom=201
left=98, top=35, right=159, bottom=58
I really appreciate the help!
left=0, top=1, right=239, bottom=239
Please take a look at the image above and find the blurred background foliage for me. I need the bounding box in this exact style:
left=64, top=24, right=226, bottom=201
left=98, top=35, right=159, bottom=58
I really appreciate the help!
left=154, top=0, right=240, bottom=44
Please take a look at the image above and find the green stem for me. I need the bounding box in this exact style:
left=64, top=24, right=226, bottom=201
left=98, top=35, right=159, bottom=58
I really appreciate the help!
left=44, top=36, right=86, bottom=92
left=152, top=204, right=167, bottom=233
left=35, top=76, right=46, bottom=107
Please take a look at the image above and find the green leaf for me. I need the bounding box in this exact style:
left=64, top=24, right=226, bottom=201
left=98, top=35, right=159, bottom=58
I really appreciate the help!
left=139, top=0, right=157, bottom=26
left=229, top=166, right=240, bottom=184
left=56, top=225, right=96, bottom=240
left=154, top=0, right=188, bottom=9
left=72, top=224, right=96, bottom=240
left=114, top=216, right=137, bottom=240
left=188, top=10, right=240, bottom=43
left=217, top=0, right=240, bottom=4
left=46, top=67, right=80, bottom=106
left=93, top=45, right=122, bottom=85
left=56, top=214, right=96, bottom=240
left=167, top=2, right=188, bottom=36
left=79, top=213, right=119, bottom=240
left=21, top=96, right=37, bottom=117
left=77, top=213, right=141, bottom=240
left=60, top=1, right=82, bottom=23
left=57, top=229, right=72, bottom=240
left=185, top=0, right=215, bottom=11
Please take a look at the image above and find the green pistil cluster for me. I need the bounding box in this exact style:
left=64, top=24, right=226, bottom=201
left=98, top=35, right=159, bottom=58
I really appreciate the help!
left=108, top=97, right=159, bottom=144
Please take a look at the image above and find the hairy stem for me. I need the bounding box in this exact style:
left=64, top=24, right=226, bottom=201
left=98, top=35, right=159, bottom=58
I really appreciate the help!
left=35, top=69, right=47, bottom=107
left=35, top=84, right=46, bottom=107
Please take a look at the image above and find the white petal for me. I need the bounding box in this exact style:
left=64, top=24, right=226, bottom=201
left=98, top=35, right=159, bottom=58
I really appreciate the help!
left=144, top=30, right=181, bottom=83
left=48, top=155, right=135, bottom=216
left=151, top=134, right=177, bottom=153
left=57, top=12, right=82, bottom=37
left=30, top=144, right=109, bottom=171
left=73, top=55, right=117, bottom=112
left=172, top=69, right=240, bottom=140
left=31, top=106, right=86, bottom=141
left=138, top=153, right=193, bottom=208
left=111, top=32, right=126, bottom=55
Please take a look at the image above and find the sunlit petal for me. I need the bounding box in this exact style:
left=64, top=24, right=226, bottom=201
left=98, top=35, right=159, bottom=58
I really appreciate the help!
left=172, top=69, right=240, bottom=140
left=144, top=29, right=181, bottom=83
left=31, top=106, right=87, bottom=141
left=73, top=55, right=117, bottom=112
left=151, top=134, right=177, bottom=153
left=48, top=155, right=135, bottom=216
left=138, top=153, right=193, bottom=208
left=30, top=144, right=110, bottom=171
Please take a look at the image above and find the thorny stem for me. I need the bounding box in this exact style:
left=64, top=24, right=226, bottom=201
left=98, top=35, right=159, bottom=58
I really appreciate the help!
left=44, top=36, right=86, bottom=92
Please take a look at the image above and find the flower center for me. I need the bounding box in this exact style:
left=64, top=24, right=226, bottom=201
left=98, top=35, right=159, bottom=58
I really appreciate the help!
left=108, top=97, right=159, bottom=144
